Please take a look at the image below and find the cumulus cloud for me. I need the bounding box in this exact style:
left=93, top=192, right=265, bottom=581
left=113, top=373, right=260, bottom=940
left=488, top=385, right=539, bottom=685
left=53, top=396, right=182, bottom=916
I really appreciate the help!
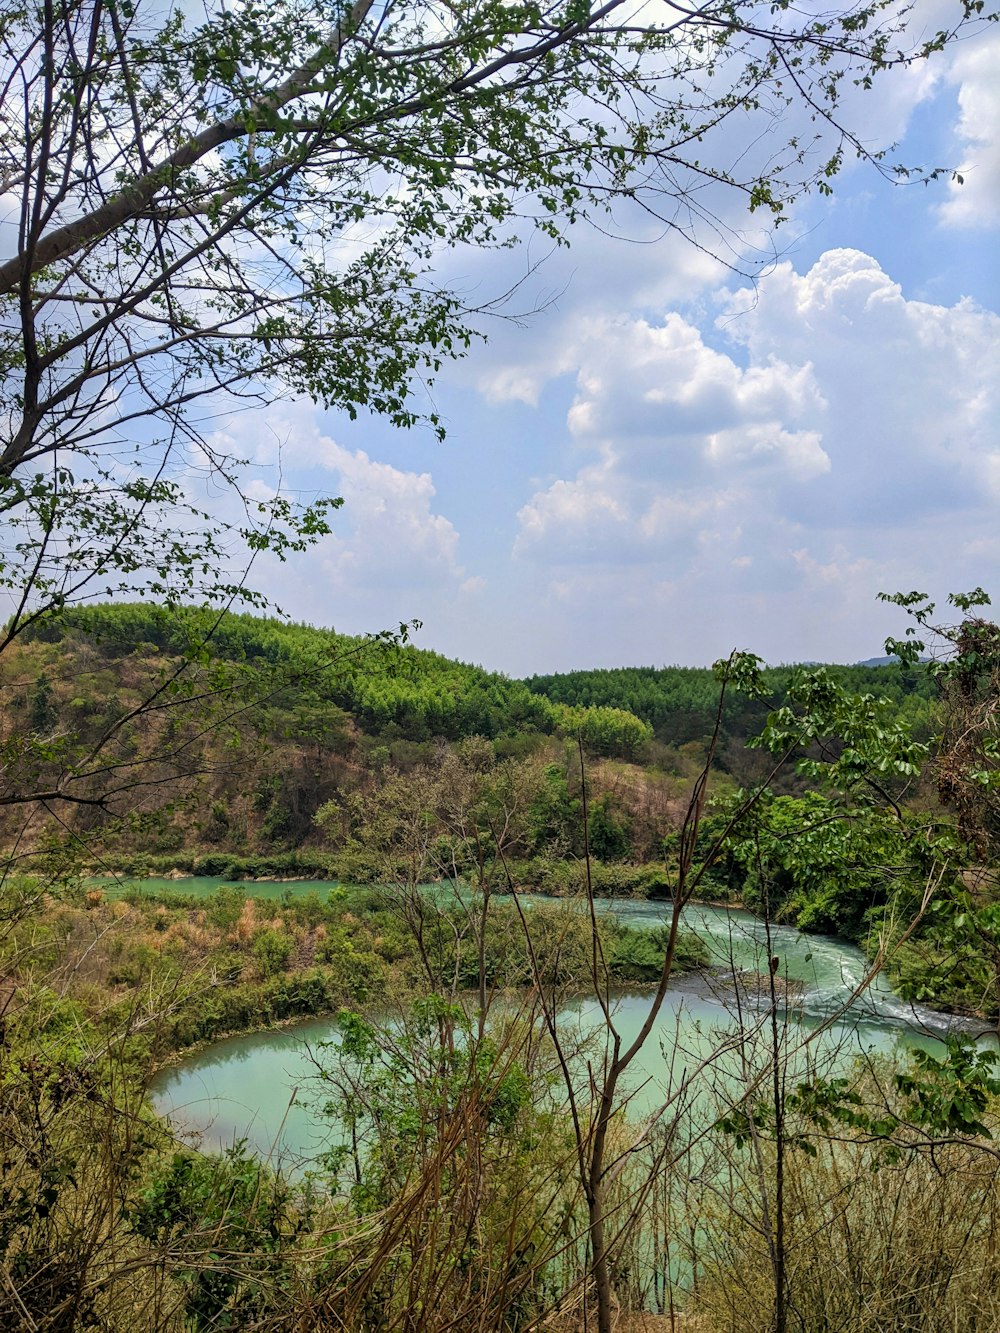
left=938, top=30, right=1000, bottom=229
left=188, top=0, right=998, bottom=675
left=458, top=0, right=979, bottom=419
left=309, top=437, right=458, bottom=588
left=202, top=400, right=473, bottom=627
left=720, top=249, right=1000, bottom=516
left=512, top=248, right=1000, bottom=661
left=561, top=313, right=826, bottom=448
left=471, top=227, right=729, bottom=409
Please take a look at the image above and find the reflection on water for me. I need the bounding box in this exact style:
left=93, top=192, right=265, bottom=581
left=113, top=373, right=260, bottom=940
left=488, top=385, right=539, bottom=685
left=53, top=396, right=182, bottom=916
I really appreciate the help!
left=151, top=897, right=989, bottom=1168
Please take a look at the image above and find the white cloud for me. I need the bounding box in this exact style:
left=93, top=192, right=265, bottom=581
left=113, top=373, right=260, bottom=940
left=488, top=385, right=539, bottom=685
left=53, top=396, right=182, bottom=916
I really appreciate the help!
left=720, top=250, right=1000, bottom=512
left=791, top=546, right=876, bottom=588
left=515, top=461, right=633, bottom=562
left=471, top=226, right=729, bottom=409
left=180, top=1, right=999, bottom=675
left=706, top=424, right=830, bottom=480
left=202, top=400, right=472, bottom=618
left=561, top=313, right=826, bottom=446
left=938, top=31, right=1000, bottom=229
left=315, top=438, right=461, bottom=592
left=455, top=0, right=983, bottom=404
left=512, top=250, right=1000, bottom=653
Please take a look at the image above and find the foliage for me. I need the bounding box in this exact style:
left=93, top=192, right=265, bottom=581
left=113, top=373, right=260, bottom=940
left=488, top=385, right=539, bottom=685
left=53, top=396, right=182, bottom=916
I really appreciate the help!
left=887, top=882, right=1000, bottom=1013
left=4, top=0, right=988, bottom=641
left=22, top=602, right=563, bottom=742
left=705, top=1029, right=1000, bottom=1333
left=253, top=927, right=295, bottom=977
left=312, top=999, right=580, bottom=1328
left=605, top=921, right=707, bottom=981
left=693, top=1119, right=1000, bottom=1333
left=894, top=1039, right=1000, bottom=1140
left=0, top=0, right=997, bottom=1311
left=6, top=592, right=1000, bottom=1328
left=881, top=590, right=1000, bottom=862
left=525, top=762, right=583, bottom=858
left=6, top=603, right=974, bottom=900
left=587, top=796, right=633, bottom=863
left=129, top=1148, right=307, bottom=1328
left=875, top=591, right=1000, bottom=1013
left=317, top=741, right=550, bottom=893
left=729, top=790, right=926, bottom=936
left=527, top=660, right=937, bottom=748
left=710, top=661, right=948, bottom=950
left=721, top=1038, right=1000, bottom=1155
left=553, top=703, right=653, bottom=761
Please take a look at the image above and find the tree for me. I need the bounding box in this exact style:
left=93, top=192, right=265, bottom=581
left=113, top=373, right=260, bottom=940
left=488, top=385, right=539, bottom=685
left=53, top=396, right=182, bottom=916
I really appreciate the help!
left=587, top=793, right=632, bottom=862
left=1, top=0, right=993, bottom=635
left=879, top=590, right=1000, bottom=1020
left=2, top=0, right=999, bottom=1318
left=505, top=638, right=973, bottom=1333
left=2, top=0, right=991, bottom=857
left=883, top=589, right=1000, bottom=863
left=4, top=594, right=993, bottom=1329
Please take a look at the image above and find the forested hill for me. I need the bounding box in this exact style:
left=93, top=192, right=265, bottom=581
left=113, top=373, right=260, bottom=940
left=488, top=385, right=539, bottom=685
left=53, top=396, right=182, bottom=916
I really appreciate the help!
left=18, top=603, right=652, bottom=756
left=9, top=603, right=943, bottom=868
left=524, top=662, right=937, bottom=745
left=22, top=605, right=938, bottom=756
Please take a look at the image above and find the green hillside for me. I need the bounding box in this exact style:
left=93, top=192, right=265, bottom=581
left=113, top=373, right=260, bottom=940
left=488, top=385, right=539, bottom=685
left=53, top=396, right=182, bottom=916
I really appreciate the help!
left=7, top=605, right=659, bottom=868
left=2, top=602, right=943, bottom=893
left=24, top=603, right=558, bottom=743
left=524, top=661, right=936, bottom=742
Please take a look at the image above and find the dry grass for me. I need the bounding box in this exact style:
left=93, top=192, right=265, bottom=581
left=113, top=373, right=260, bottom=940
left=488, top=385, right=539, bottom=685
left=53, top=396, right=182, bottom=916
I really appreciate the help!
left=544, top=1312, right=706, bottom=1332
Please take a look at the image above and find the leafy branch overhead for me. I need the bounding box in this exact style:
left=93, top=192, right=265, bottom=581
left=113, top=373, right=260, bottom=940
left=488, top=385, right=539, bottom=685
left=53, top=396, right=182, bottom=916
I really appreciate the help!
left=1, top=0, right=995, bottom=624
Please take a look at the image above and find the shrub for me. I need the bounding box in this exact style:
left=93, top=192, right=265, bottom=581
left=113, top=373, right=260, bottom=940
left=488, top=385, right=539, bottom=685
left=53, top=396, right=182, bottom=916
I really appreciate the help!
left=692, top=1131, right=1000, bottom=1333
left=205, top=885, right=246, bottom=931
left=253, top=928, right=294, bottom=977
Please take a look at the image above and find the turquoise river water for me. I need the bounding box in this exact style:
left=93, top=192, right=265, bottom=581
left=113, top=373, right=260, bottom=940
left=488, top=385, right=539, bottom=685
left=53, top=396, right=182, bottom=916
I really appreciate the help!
left=146, top=886, right=990, bottom=1171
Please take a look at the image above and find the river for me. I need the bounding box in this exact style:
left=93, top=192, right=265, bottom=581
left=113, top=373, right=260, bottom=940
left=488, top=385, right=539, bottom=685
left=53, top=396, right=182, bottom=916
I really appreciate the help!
left=149, top=891, right=988, bottom=1171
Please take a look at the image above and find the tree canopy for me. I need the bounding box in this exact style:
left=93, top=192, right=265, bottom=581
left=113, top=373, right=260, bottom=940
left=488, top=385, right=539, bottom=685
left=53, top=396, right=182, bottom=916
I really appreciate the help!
left=2, top=0, right=992, bottom=631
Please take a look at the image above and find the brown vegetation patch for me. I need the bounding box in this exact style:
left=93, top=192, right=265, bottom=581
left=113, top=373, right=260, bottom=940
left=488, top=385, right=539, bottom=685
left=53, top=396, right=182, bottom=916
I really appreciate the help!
left=544, top=1312, right=706, bottom=1332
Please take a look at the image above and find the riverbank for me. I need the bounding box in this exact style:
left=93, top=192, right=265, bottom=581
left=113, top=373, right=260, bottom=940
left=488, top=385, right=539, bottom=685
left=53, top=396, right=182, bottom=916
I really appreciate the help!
left=89, top=851, right=722, bottom=902
left=89, top=868, right=996, bottom=1027
left=16, top=879, right=710, bottom=1069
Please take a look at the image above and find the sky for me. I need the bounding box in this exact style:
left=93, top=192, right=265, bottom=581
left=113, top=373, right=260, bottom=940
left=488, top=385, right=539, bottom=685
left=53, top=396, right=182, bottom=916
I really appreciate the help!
left=211, top=10, right=1000, bottom=679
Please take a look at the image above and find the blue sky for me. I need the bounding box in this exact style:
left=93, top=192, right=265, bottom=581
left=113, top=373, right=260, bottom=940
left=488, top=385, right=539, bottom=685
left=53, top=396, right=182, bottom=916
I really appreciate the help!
left=213, top=15, right=1000, bottom=678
